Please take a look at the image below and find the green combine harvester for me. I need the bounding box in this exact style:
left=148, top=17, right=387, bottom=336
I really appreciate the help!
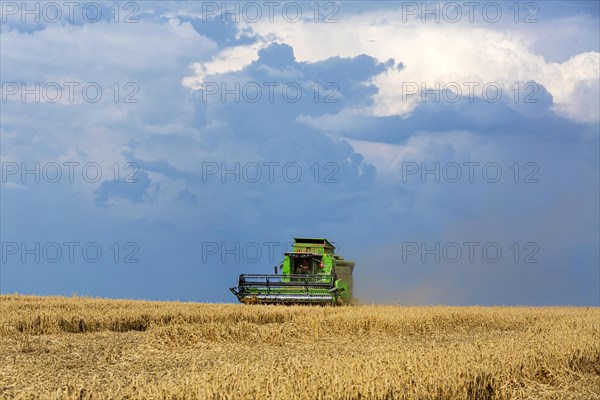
left=230, top=238, right=355, bottom=305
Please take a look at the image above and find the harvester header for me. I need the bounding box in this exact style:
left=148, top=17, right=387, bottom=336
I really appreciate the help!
left=230, top=237, right=354, bottom=305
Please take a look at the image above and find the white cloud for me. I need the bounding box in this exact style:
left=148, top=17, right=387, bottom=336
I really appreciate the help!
left=1, top=19, right=216, bottom=82
left=1, top=18, right=218, bottom=200
left=182, top=42, right=265, bottom=89
left=542, top=52, right=600, bottom=123
left=184, top=8, right=599, bottom=123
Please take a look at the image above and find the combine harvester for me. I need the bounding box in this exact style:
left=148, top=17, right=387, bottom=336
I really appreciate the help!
left=230, top=238, right=355, bottom=305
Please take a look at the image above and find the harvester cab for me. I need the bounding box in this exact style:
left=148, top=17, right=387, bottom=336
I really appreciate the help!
left=230, top=238, right=355, bottom=305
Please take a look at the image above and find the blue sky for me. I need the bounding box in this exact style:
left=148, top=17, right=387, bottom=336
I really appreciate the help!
left=1, top=1, right=598, bottom=305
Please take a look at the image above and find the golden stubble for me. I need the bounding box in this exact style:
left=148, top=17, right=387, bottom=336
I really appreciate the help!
left=0, top=295, right=598, bottom=400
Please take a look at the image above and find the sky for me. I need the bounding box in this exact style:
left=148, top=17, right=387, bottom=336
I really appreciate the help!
left=1, top=1, right=598, bottom=305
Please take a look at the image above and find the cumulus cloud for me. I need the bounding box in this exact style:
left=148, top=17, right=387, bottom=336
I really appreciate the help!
left=207, top=5, right=599, bottom=123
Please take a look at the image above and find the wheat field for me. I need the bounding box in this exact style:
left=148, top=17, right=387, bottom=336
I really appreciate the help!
left=0, top=295, right=598, bottom=400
